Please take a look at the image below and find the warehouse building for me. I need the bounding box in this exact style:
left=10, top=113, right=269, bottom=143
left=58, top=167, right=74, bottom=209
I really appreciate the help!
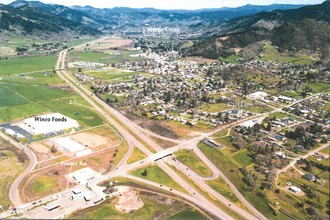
left=21, top=113, right=79, bottom=135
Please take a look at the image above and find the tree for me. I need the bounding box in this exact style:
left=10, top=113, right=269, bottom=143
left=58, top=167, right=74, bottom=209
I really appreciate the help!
left=51, top=145, right=57, bottom=153
left=305, top=161, right=312, bottom=172
left=266, top=123, right=272, bottom=131
left=141, top=169, right=148, bottom=177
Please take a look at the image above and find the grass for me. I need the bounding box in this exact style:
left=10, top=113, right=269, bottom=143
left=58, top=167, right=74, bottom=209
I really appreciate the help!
left=319, top=147, right=329, bottom=155
left=131, top=165, right=185, bottom=193
left=168, top=164, right=246, bottom=220
left=308, top=83, right=330, bottom=93
left=0, top=83, right=71, bottom=102
left=207, top=177, right=240, bottom=204
left=259, top=44, right=314, bottom=65
left=168, top=210, right=208, bottom=220
left=0, top=84, right=29, bottom=107
left=0, top=56, right=56, bottom=76
left=198, top=142, right=279, bottom=219
left=268, top=112, right=303, bottom=121
left=0, top=138, right=28, bottom=209
left=200, top=103, right=232, bottom=113
left=0, top=96, right=105, bottom=127
left=174, top=149, right=212, bottom=177
left=69, top=51, right=109, bottom=62
left=31, top=175, right=58, bottom=195
left=232, top=150, right=254, bottom=167
left=242, top=105, right=273, bottom=113
left=85, top=69, right=152, bottom=83
left=127, top=147, right=147, bottom=164
left=212, top=128, right=229, bottom=138
left=219, top=54, right=240, bottom=64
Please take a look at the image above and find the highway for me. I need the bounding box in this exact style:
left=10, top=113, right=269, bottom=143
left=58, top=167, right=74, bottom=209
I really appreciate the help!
left=54, top=49, right=244, bottom=219
left=5, top=40, right=327, bottom=220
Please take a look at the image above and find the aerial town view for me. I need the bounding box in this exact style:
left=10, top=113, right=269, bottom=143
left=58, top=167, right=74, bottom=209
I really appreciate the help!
left=0, top=0, right=329, bottom=219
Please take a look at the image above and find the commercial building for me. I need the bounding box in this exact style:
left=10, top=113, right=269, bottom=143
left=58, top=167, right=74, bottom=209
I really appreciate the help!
left=21, top=113, right=79, bottom=135
left=53, top=138, right=85, bottom=153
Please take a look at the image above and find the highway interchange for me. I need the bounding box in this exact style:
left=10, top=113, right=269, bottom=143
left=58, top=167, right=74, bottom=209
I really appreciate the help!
left=1, top=41, right=329, bottom=220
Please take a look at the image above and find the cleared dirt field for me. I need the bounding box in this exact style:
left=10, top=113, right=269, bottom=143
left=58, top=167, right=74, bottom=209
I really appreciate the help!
left=115, top=186, right=144, bottom=213
left=70, top=132, right=112, bottom=149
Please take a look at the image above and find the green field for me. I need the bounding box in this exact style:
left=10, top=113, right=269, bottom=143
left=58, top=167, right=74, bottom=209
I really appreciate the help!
left=85, top=69, right=152, bottom=83
left=174, top=149, right=212, bottom=177
left=258, top=44, right=315, bottom=65
left=232, top=150, right=254, bottom=167
left=32, top=175, right=58, bottom=194
left=168, top=210, right=208, bottom=220
left=268, top=112, right=303, bottom=121
left=0, top=56, right=56, bottom=75
left=127, top=147, right=147, bottom=164
left=207, top=177, right=240, bottom=204
left=131, top=165, right=185, bottom=192
left=69, top=50, right=144, bottom=64
left=308, top=83, right=330, bottom=93
left=0, top=83, right=70, bottom=102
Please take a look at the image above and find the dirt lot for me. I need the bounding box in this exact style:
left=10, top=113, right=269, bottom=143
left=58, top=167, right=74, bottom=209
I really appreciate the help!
left=30, top=142, right=59, bottom=161
left=90, top=38, right=133, bottom=50
left=69, top=132, right=112, bottom=149
left=115, top=186, right=144, bottom=213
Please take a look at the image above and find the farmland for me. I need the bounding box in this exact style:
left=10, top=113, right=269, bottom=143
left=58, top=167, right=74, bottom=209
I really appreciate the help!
left=0, top=56, right=56, bottom=76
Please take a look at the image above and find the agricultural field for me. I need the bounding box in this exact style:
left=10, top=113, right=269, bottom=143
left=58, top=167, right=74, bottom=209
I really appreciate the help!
left=84, top=69, right=153, bottom=83
left=174, top=149, right=212, bottom=177
left=0, top=58, right=105, bottom=126
left=0, top=137, right=28, bottom=209
left=0, top=56, right=56, bottom=76
left=68, top=49, right=144, bottom=64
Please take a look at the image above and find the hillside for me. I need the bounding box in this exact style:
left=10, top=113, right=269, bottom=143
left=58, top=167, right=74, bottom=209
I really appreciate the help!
left=9, top=0, right=109, bottom=29
left=183, top=1, right=330, bottom=61
left=0, top=3, right=100, bottom=37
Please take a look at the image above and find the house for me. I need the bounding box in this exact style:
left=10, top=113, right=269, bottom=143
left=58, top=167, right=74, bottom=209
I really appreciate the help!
left=303, top=173, right=316, bottom=182
left=289, top=186, right=301, bottom=193
left=294, top=145, right=303, bottom=152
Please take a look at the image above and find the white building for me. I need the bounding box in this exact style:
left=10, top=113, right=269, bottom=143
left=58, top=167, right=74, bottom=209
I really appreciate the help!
left=289, top=186, right=301, bottom=193
left=53, top=138, right=85, bottom=153
left=248, top=91, right=268, bottom=100
left=69, top=167, right=100, bottom=184
left=21, top=113, right=79, bottom=135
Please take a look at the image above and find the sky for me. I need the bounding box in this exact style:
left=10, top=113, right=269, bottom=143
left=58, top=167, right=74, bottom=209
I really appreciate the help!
left=0, top=0, right=325, bottom=10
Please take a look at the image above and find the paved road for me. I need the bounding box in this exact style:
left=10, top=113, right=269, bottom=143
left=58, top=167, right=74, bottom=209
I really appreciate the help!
left=55, top=50, right=245, bottom=219
left=0, top=132, right=37, bottom=207
left=275, top=143, right=330, bottom=187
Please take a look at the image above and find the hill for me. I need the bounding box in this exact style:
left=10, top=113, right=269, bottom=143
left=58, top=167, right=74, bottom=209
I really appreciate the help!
left=0, top=3, right=100, bottom=38
left=183, top=1, right=330, bottom=62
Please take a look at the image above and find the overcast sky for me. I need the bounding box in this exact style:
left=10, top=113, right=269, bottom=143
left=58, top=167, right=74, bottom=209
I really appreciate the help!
left=0, top=0, right=325, bottom=10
